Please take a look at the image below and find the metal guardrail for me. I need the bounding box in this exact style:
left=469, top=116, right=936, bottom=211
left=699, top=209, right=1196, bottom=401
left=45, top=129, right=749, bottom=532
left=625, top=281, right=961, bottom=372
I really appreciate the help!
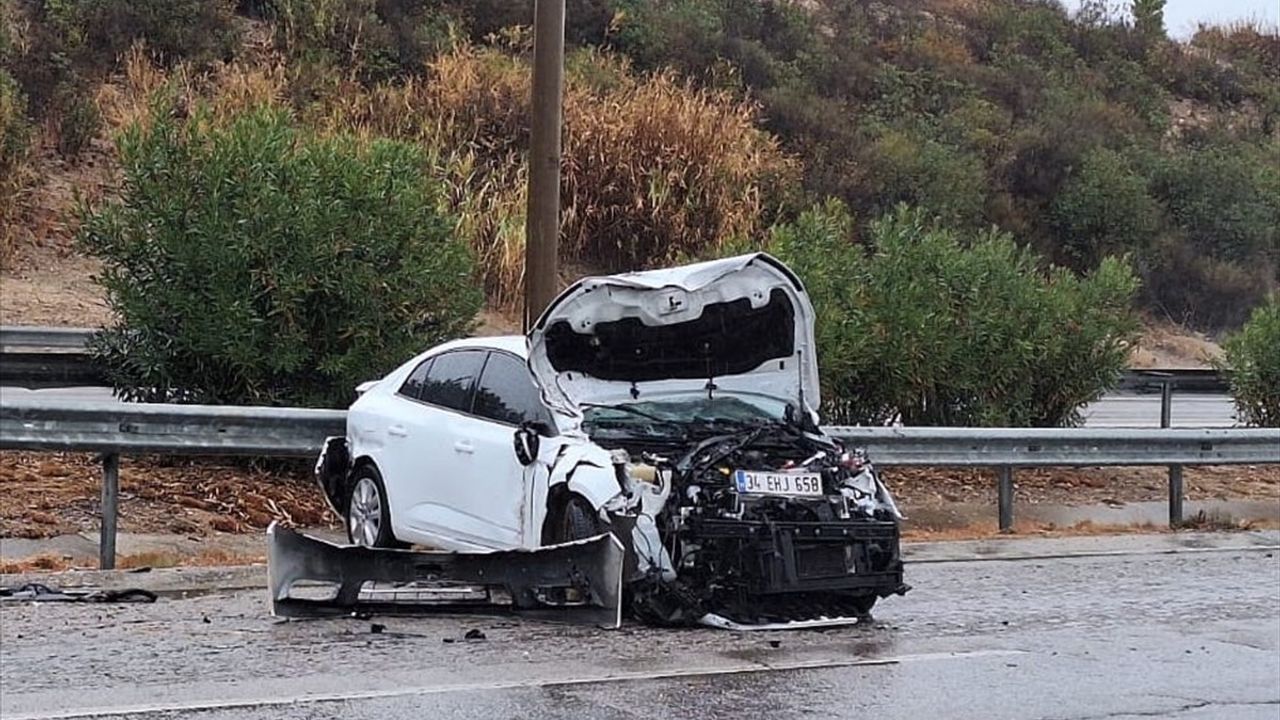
left=824, top=426, right=1278, bottom=466
left=0, top=400, right=345, bottom=456
left=0, top=326, right=103, bottom=388
left=1116, top=369, right=1228, bottom=394
left=3, top=398, right=1278, bottom=569
left=0, top=326, right=96, bottom=351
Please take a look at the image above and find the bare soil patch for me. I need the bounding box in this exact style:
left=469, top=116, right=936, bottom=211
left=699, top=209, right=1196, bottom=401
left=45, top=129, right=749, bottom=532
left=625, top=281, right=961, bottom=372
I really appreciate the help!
left=884, top=464, right=1279, bottom=507
left=0, top=451, right=335, bottom=540
left=1129, top=319, right=1222, bottom=369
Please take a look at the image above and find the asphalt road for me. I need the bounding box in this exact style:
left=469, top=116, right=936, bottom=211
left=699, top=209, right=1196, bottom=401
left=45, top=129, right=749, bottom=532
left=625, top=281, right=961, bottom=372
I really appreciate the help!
left=0, top=385, right=1242, bottom=427
left=2, top=539, right=1277, bottom=719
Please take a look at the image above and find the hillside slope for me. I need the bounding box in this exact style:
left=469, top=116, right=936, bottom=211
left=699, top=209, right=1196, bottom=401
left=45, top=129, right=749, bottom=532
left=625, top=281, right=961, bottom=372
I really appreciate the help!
left=2, top=0, right=1276, bottom=333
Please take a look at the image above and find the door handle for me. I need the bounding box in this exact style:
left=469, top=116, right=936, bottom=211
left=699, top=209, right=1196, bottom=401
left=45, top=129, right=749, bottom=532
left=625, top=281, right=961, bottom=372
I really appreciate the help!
left=387, top=425, right=409, bottom=438
left=453, top=440, right=475, bottom=454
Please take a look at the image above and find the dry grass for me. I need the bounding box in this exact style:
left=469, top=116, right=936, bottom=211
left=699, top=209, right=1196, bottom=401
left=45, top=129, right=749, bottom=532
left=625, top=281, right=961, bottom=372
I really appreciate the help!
left=97, top=43, right=288, bottom=135
left=315, top=45, right=793, bottom=309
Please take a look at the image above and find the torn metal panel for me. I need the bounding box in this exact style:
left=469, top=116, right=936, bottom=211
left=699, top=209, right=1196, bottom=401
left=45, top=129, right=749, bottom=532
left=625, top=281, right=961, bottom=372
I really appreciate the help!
left=267, top=524, right=625, bottom=628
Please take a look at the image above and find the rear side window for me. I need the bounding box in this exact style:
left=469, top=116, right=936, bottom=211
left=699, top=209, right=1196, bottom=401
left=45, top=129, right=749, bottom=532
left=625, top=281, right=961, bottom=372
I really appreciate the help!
left=420, top=350, right=484, bottom=412
left=397, top=358, right=433, bottom=400
left=472, top=352, right=548, bottom=426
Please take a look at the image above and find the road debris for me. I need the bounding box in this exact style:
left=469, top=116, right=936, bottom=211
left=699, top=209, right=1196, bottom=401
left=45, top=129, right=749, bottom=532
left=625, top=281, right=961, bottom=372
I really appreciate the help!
left=0, top=582, right=156, bottom=603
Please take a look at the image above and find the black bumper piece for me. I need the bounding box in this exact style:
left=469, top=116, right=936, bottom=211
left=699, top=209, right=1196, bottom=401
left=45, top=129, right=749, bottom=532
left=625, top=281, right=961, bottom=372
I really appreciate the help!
left=685, top=517, right=906, bottom=596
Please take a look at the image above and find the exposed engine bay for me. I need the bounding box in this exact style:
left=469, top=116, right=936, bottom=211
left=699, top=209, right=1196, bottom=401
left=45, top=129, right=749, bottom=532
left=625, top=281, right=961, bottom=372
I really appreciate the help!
left=586, top=406, right=908, bottom=627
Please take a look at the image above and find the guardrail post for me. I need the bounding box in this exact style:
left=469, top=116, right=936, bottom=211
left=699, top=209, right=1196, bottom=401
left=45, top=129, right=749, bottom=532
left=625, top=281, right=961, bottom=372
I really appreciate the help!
left=1159, top=380, right=1184, bottom=527
left=1168, top=466, right=1184, bottom=528
left=997, top=466, right=1014, bottom=532
left=100, top=453, right=119, bottom=569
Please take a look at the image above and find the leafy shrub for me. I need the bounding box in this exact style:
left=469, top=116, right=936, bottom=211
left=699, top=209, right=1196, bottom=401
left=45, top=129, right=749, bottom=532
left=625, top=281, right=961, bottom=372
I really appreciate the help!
left=1140, top=235, right=1276, bottom=331
left=274, top=0, right=457, bottom=83
left=1219, top=298, right=1280, bottom=427
left=1, top=68, right=32, bottom=259
left=54, top=88, right=100, bottom=157
left=761, top=202, right=1139, bottom=427
left=1049, top=147, right=1161, bottom=269
left=52, top=0, right=240, bottom=67
left=0, top=68, right=29, bottom=176
left=1149, top=140, right=1280, bottom=264
left=80, top=106, right=481, bottom=407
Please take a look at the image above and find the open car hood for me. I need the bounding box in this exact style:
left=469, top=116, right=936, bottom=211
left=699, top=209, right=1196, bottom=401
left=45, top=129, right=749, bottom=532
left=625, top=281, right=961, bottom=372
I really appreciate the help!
left=527, top=253, right=820, bottom=418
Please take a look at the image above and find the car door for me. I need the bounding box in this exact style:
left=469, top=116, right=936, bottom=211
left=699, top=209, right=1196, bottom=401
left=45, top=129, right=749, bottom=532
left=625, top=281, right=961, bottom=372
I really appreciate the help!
left=356, top=355, right=434, bottom=540
left=443, top=350, right=556, bottom=549
left=391, top=349, right=487, bottom=546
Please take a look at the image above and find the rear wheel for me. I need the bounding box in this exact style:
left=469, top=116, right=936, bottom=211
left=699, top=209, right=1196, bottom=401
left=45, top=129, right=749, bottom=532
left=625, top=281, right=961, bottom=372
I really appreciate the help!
left=346, top=466, right=398, bottom=548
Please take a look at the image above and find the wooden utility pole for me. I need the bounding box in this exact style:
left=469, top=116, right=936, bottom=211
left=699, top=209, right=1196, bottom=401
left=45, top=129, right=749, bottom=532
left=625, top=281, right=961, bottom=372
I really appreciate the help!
left=523, top=0, right=566, bottom=332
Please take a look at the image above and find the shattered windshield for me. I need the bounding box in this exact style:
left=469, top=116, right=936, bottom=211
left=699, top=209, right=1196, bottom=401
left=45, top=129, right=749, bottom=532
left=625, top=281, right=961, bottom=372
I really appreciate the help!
left=582, top=395, right=788, bottom=437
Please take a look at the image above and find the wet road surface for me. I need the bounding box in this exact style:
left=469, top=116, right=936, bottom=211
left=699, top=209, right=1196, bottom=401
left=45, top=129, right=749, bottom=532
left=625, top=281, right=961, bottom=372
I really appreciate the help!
left=2, top=540, right=1278, bottom=719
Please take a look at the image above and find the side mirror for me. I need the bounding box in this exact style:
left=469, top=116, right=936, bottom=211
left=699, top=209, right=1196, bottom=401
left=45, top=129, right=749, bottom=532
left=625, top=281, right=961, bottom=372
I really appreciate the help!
left=513, top=424, right=541, bottom=466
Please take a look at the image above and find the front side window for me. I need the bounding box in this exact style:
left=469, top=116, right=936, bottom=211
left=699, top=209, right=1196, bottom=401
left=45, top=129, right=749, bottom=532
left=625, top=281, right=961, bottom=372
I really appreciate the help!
left=420, top=350, right=485, bottom=412
left=472, top=352, right=548, bottom=426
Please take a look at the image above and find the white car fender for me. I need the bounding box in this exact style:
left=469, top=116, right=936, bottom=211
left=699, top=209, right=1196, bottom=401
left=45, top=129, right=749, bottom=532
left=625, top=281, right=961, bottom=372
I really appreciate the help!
left=548, top=441, right=623, bottom=512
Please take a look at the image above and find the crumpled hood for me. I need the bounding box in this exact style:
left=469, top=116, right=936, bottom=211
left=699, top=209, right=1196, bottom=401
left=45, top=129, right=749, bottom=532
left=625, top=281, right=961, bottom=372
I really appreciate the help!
left=527, top=253, right=820, bottom=417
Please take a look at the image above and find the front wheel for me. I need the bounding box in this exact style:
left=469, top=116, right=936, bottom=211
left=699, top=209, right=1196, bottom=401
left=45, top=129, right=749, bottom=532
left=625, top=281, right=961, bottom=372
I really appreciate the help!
left=552, top=495, right=605, bottom=543
left=542, top=495, right=606, bottom=605
left=346, top=467, right=399, bottom=548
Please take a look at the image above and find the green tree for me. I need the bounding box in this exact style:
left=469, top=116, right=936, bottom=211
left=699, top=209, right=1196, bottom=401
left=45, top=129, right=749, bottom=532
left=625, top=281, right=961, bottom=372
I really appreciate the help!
left=1219, top=297, right=1280, bottom=427
left=1132, top=0, right=1166, bottom=44
left=80, top=105, right=482, bottom=407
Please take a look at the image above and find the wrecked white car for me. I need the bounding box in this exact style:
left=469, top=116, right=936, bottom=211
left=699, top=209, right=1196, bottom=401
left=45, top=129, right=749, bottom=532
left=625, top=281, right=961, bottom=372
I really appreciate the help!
left=307, top=253, right=907, bottom=628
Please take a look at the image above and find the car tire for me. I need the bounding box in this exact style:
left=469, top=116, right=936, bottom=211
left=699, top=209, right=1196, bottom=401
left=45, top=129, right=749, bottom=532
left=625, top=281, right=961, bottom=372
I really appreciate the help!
left=345, top=466, right=399, bottom=549
left=553, top=495, right=604, bottom=543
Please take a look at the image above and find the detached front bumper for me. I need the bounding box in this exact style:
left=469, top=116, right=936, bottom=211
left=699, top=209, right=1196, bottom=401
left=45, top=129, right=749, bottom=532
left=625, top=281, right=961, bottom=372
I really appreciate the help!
left=685, top=517, right=906, bottom=596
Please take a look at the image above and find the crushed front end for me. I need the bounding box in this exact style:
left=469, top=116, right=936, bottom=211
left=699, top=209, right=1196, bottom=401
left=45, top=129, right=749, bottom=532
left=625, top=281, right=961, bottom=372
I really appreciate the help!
left=589, top=409, right=909, bottom=628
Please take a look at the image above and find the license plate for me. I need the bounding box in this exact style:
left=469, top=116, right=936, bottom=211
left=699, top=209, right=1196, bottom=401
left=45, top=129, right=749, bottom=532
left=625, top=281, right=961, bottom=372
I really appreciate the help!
left=734, top=470, right=824, bottom=497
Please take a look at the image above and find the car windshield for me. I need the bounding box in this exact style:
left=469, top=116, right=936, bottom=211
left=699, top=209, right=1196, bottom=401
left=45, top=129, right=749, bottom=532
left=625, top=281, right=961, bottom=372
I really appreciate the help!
left=582, top=394, right=788, bottom=437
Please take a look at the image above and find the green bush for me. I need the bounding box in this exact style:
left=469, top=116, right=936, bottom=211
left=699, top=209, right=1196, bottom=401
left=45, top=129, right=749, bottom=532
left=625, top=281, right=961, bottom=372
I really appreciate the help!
left=52, top=0, right=240, bottom=67
left=1049, top=146, right=1161, bottom=269
left=1, top=67, right=32, bottom=258
left=1140, top=235, right=1275, bottom=331
left=0, top=68, right=29, bottom=176
left=80, top=106, right=482, bottom=407
left=274, top=0, right=457, bottom=83
left=54, top=88, right=100, bottom=157
left=1149, top=140, right=1280, bottom=264
left=1219, top=297, right=1280, bottom=427
left=763, top=202, right=1139, bottom=427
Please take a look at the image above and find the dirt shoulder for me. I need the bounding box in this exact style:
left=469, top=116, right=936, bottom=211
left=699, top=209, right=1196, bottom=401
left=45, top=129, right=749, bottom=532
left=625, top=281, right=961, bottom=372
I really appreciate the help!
left=0, top=451, right=333, bottom=540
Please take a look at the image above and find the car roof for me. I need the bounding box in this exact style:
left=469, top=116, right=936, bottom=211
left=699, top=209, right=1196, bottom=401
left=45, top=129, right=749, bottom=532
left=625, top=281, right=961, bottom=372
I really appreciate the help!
left=433, top=334, right=527, bottom=358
